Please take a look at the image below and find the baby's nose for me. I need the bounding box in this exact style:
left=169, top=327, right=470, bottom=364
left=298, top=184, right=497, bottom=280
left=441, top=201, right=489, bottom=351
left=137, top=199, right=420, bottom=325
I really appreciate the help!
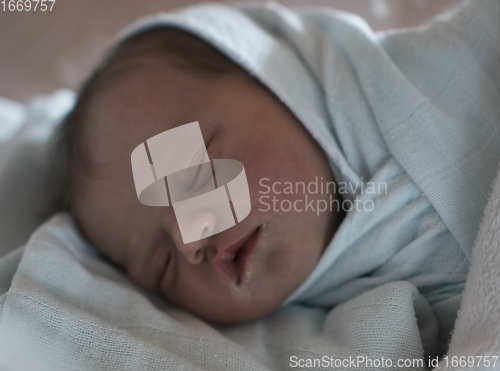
left=173, top=212, right=217, bottom=264
left=176, top=239, right=206, bottom=264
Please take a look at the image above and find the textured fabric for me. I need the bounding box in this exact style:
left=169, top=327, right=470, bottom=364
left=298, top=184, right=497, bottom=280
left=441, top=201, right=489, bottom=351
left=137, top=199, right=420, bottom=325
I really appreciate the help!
left=114, top=0, right=500, bottom=258
left=0, top=214, right=437, bottom=370
left=436, top=165, right=500, bottom=370
left=0, top=90, right=75, bottom=257
left=113, top=0, right=500, bottom=352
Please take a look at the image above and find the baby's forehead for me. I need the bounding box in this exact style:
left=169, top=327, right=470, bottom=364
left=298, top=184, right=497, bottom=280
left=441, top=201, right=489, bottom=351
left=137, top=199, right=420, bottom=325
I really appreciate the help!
left=109, top=27, right=243, bottom=77
left=87, top=30, right=245, bottom=131
left=82, top=29, right=254, bottom=177
left=88, top=62, right=194, bottom=135
left=83, top=71, right=228, bottom=183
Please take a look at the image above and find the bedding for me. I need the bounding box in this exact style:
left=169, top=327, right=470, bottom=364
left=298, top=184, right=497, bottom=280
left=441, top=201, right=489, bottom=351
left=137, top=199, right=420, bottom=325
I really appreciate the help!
left=0, top=90, right=75, bottom=258
left=0, top=166, right=499, bottom=370
left=111, top=0, right=499, bottom=355
left=0, top=214, right=437, bottom=370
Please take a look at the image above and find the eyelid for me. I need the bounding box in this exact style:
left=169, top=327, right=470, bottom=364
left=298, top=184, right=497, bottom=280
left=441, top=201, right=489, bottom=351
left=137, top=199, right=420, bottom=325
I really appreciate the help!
left=158, top=230, right=178, bottom=291
left=188, top=163, right=214, bottom=192
left=173, top=134, right=215, bottom=196
left=157, top=246, right=172, bottom=292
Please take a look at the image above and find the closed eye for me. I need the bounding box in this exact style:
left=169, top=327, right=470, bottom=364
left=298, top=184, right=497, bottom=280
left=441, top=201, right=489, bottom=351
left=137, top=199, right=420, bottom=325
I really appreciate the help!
left=184, top=137, right=216, bottom=195
left=157, top=235, right=176, bottom=292
left=188, top=163, right=214, bottom=192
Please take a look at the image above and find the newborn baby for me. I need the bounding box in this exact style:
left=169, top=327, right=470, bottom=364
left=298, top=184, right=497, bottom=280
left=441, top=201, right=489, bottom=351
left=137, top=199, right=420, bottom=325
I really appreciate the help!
left=26, top=0, right=499, bottom=362
left=53, top=28, right=345, bottom=323
left=45, top=0, right=500, bottom=357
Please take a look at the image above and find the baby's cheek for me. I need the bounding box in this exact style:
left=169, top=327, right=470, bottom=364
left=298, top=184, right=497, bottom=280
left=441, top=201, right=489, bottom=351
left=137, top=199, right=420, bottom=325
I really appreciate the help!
left=124, top=243, right=168, bottom=292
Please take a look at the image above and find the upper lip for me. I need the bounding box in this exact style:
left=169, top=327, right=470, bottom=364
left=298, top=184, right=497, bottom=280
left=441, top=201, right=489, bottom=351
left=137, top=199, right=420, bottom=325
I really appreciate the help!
left=213, top=226, right=261, bottom=285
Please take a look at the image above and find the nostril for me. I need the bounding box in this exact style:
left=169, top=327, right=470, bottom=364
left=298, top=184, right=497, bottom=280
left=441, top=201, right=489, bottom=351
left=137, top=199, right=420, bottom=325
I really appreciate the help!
left=175, top=211, right=218, bottom=245
left=202, top=225, right=209, bottom=237
left=193, top=249, right=203, bottom=262
left=197, top=212, right=217, bottom=240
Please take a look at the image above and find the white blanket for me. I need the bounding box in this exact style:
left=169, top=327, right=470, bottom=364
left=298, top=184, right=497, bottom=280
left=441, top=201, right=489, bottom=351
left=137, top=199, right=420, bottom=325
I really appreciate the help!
left=0, top=214, right=436, bottom=370
left=0, top=90, right=75, bottom=257
left=110, top=0, right=500, bottom=355
left=113, top=0, right=500, bottom=261
left=0, top=159, right=499, bottom=371
left=436, top=167, right=500, bottom=370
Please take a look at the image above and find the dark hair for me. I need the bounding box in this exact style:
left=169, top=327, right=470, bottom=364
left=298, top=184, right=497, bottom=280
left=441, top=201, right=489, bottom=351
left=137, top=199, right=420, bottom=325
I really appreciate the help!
left=46, top=27, right=245, bottom=218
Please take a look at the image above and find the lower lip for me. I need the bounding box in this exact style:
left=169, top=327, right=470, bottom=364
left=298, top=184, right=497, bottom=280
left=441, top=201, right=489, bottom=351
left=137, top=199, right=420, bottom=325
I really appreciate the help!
left=234, top=226, right=261, bottom=285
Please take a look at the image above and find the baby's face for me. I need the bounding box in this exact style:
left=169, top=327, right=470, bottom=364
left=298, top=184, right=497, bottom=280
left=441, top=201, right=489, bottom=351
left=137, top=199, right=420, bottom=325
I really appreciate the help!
left=74, top=51, right=342, bottom=323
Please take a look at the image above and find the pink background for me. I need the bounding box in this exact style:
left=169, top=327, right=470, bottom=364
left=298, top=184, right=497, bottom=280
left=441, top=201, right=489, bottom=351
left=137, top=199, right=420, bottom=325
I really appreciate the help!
left=0, top=0, right=461, bottom=101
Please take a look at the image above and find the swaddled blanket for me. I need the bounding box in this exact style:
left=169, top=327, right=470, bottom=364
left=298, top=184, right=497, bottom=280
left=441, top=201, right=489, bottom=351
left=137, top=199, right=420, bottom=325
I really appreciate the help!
left=1, top=0, right=500, bottom=369
left=0, top=214, right=438, bottom=370
left=114, top=0, right=499, bottom=353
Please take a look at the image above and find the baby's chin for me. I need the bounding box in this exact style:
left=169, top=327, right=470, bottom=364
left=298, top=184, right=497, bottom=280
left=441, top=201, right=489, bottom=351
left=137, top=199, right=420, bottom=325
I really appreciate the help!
left=190, top=301, right=279, bottom=324
left=169, top=280, right=287, bottom=324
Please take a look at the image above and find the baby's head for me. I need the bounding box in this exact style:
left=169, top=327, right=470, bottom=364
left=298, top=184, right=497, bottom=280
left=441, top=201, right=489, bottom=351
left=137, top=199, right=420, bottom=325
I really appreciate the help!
left=53, top=28, right=344, bottom=323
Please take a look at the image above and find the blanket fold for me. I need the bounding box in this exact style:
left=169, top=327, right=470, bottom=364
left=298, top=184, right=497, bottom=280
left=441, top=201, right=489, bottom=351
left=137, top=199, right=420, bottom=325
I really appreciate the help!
left=0, top=213, right=438, bottom=370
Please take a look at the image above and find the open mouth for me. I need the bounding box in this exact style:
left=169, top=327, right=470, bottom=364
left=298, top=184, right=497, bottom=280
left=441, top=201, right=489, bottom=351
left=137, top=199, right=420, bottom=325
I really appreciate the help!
left=214, top=226, right=261, bottom=285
